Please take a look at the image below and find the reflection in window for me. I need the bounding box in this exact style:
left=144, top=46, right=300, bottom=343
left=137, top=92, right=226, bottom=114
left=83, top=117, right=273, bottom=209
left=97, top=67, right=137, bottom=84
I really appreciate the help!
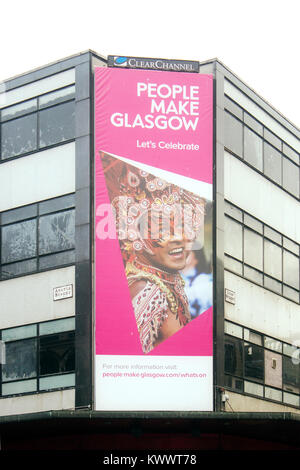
left=39, top=332, right=75, bottom=376
left=39, top=210, right=75, bottom=255
left=1, top=219, right=37, bottom=264
left=244, top=343, right=264, bottom=382
left=225, top=337, right=243, bottom=377
left=244, top=127, right=263, bottom=171
left=2, top=339, right=37, bottom=382
left=39, top=101, right=75, bottom=148
left=1, top=114, right=37, bottom=159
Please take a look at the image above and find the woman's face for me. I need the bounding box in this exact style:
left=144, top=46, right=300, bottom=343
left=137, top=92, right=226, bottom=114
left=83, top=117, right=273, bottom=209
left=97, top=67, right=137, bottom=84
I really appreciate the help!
left=143, top=237, right=192, bottom=272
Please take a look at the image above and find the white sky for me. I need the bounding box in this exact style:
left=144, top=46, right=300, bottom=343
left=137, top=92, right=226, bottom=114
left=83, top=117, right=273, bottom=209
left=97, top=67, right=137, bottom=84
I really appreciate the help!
left=1, top=0, right=299, bottom=129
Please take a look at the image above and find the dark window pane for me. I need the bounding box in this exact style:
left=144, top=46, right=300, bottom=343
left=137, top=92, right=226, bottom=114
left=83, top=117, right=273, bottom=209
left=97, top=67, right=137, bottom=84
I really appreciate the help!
left=1, top=259, right=37, bottom=280
left=283, top=356, right=300, bottom=394
left=244, top=127, right=263, bottom=171
left=2, top=339, right=37, bottom=382
left=264, top=142, right=282, bottom=185
left=1, top=114, right=37, bottom=159
left=282, top=158, right=299, bottom=197
left=39, top=332, right=75, bottom=376
left=39, top=101, right=75, bottom=148
left=39, top=250, right=75, bottom=270
left=39, top=210, right=75, bottom=255
left=224, top=112, right=243, bottom=157
left=244, top=343, right=264, bottom=382
left=225, top=336, right=243, bottom=377
left=224, top=375, right=243, bottom=391
left=1, top=219, right=37, bottom=263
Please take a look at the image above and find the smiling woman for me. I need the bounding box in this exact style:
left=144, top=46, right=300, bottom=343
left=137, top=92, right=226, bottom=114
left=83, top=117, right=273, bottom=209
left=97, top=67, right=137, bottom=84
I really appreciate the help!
left=100, top=152, right=206, bottom=353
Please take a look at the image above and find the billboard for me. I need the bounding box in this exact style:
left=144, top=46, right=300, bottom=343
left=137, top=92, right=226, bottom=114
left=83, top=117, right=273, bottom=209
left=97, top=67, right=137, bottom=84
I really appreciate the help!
left=94, top=67, right=213, bottom=411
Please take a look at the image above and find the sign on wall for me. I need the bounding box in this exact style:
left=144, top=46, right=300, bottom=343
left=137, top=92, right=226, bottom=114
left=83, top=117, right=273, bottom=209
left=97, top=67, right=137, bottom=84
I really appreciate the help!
left=94, top=66, right=213, bottom=411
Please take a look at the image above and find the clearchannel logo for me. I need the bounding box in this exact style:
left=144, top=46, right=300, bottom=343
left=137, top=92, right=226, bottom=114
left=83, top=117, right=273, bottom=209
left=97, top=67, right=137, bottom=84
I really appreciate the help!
left=108, top=55, right=199, bottom=73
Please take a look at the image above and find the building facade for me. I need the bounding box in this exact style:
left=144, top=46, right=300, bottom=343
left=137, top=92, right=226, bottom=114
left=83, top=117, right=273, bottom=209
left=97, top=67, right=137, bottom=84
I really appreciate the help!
left=0, top=51, right=299, bottom=449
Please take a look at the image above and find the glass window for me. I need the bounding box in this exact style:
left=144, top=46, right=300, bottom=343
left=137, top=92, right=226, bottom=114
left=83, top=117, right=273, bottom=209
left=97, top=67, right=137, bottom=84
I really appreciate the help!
left=244, top=380, right=264, bottom=397
left=1, top=259, right=37, bottom=280
left=2, top=379, right=37, bottom=396
left=244, top=113, right=263, bottom=136
left=224, top=217, right=243, bottom=260
left=2, top=324, right=37, bottom=342
left=283, top=237, right=299, bottom=256
left=244, top=127, right=263, bottom=171
left=225, top=336, right=243, bottom=377
left=265, top=387, right=282, bottom=402
left=283, top=143, right=299, bottom=165
left=1, top=114, right=37, bottom=159
left=1, top=219, right=37, bottom=264
left=224, top=97, right=243, bottom=120
left=39, top=86, right=75, bottom=109
left=39, top=101, right=75, bottom=148
left=244, top=343, right=264, bottom=382
left=224, top=375, right=243, bottom=391
left=244, top=265, right=263, bottom=285
left=39, top=209, right=75, bottom=255
left=283, top=285, right=299, bottom=303
left=264, top=142, right=282, bottom=185
left=224, top=112, right=243, bottom=157
left=1, top=99, right=37, bottom=121
left=244, top=214, right=263, bottom=233
left=2, top=339, right=37, bottom=382
left=264, top=240, right=282, bottom=280
left=39, top=250, right=75, bottom=270
left=264, top=226, right=282, bottom=245
left=265, top=350, right=282, bottom=388
left=224, top=322, right=243, bottom=339
left=264, top=336, right=282, bottom=353
left=264, top=129, right=282, bottom=150
left=224, top=255, right=243, bottom=275
left=282, top=158, right=299, bottom=197
left=39, top=332, right=75, bottom=376
left=283, top=250, right=299, bottom=290
left=264, top=275, right=282, bottom=295
left=39, top=318, right=75, bottom=336
left=39, top=373, right=75, bottom=391
left=244, top=228, right=263, bottom=270
left=224, top=201, right=243, bottom=222
left=283, top=356, right=300, bottom=394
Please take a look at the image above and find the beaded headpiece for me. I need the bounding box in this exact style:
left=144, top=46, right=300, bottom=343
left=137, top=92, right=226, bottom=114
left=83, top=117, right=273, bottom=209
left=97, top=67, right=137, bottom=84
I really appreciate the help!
left=100, top=152, right=206, bottom=260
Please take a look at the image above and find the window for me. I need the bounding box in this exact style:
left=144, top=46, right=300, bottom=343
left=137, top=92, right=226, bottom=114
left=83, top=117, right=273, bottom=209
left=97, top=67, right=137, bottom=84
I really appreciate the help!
left=0, top=85, right=75, bottom=161
left=0, top=194, right=75, bottom=280
left=224, top=320, right=300, bottom=408
left=244, top=127, right=263, bottom=171
left=0, top=318, right=75, bottom=396
left=224, top=94, right=300, bottom=200
left=224, top=203, right=300, bottom=303
left=224, top=111, right=243, bottom=157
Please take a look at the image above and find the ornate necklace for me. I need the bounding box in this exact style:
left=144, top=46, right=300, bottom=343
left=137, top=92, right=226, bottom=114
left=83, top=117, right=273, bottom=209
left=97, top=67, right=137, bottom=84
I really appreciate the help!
left=126, top=259, right=189, bottom=325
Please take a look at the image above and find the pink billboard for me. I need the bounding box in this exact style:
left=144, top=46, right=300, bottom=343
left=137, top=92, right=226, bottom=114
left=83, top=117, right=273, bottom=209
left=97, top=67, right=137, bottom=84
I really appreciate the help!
left=94, top=67, right=213, bottom=411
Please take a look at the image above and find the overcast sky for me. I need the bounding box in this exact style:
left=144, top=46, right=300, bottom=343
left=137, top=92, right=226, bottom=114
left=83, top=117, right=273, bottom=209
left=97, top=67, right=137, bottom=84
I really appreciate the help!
left=1, top=0, right=299, bottom=129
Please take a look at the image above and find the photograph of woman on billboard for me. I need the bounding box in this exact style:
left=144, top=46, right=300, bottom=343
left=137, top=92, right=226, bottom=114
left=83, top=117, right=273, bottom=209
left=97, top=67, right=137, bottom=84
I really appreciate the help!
left=100, top=152, right=212, bottom=354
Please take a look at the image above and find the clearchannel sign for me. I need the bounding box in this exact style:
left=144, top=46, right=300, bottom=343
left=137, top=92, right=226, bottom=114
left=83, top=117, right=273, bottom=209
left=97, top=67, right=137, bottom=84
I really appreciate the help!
left=107, top=55, right=199, bottom=73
